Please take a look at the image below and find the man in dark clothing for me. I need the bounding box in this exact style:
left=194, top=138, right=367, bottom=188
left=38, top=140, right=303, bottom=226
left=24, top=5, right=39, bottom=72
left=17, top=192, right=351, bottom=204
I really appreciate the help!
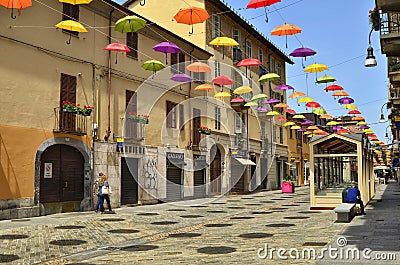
left=345, top=185, right=365, bottom=215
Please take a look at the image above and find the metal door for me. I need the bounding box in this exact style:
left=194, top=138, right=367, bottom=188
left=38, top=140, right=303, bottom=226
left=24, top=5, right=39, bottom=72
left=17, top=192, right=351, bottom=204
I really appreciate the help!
left=260, top=158, right=268, bottom=189
left=40, top=144, right=84, bottom=203
left=231, top=158, right=245, bottom=193
left=121, top=157, right=138, bottom=205
left=166, top=165, right=182, bottom=201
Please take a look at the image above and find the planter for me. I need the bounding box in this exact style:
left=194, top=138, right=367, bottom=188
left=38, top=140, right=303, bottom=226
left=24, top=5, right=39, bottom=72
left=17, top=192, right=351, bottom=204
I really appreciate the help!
left=282, top=181, right=295, bottom=193
left=63, top=108, right=74, bottom=113
left=370, top=12, right=380, bottom=31
left=82, top=109, right=92, bottom=116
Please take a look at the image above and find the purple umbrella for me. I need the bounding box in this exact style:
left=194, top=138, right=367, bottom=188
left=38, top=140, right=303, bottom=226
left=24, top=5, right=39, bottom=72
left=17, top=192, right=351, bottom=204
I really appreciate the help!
left=301, top=120, right=313, bottom=125
left=332, top=125, right=342, bottom=131
left=359, top=125, right=370, bottom=130
left=275, top=84, right=294, bottom=91
left=289, top=47, right=316, bottom=67
left=153, top=42, right=181, bottom=64
left=264, top=98, right=280, bottom=104
left=338, top=97, right=354, bottom=105
left=256, top=106, right=269, bottom=112
left=297, top=128, right=307, bottom=132
left=171, top=73, right=192, bottom=82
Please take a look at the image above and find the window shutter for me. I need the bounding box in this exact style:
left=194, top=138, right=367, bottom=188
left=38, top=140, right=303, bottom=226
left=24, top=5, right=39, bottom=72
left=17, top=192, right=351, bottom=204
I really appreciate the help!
left=127, top=32, right=138, bottom=59
left=235, top=113, right=242, bottom=133
left=166, top=101, right=172, bottom=128
left=179, top=104, right=184, bottom=130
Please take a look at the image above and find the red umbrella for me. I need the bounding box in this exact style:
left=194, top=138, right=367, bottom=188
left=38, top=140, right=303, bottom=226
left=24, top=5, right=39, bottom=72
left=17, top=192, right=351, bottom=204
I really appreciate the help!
left=237, top=58, right=262, bottom=77
left=348, top=110, right=361, bottom=115
left=246, top=0, right=281, bottom=23
left=305, top=101, right=321, bottom=108
left=324, top=84, right=343, bottom=92
left=212, top=75, right=234, bottom=86
left=104, top=43, right=131, bottom=64
left=285, top=109, right=296, bottom=114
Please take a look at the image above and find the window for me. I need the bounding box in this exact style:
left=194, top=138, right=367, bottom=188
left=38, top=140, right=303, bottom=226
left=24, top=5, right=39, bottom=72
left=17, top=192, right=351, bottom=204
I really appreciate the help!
left=279, top=126, right=283, bottom=144
left=215, top=106, right=221, bottom=130
left=269, top=56, right=276, bottom=73
left=258, top=48, right=263, bottom=63
left=232, top=29, right=242, bottom=62
left=214, top=61, right=220, bottom=77
left=179, top=104, right=184, bottom=130
left=126, top=32, right=138, bottom=59
left=166, top=100, right=178, bottom=128
left=273, top=123, right=276, bottom=142
left=235, top=112, right=242, bottom=133
left=212, top=14, right=221, bottom=38
left=125, top=90, right=137, bottom=138
left=60, top=73, right=77, bottom=131
left=171, top=53, right=186, bottom=74
left=289, top=129, right=293, bottom=139
left=245, top=40, right=252, bottom=58
left=62, top=4, right=79, bottom=36
left=276, top=61, right=282, bottom=77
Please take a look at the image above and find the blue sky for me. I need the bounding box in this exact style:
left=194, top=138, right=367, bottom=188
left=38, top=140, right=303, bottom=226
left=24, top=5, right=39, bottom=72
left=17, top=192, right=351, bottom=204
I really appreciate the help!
left=116, top=0, right=389, bottom=142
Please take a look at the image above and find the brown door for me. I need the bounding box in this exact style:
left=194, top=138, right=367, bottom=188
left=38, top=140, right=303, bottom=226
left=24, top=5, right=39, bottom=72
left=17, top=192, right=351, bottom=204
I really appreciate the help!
left=210, top=145, right=221, bottom=194
left=125, top=90, right=137, bottom=138
left=40, top=144, right=84, bottom=203
left=60, top=73, right=77, bottom=131
left=193, top=108, right=201, bottom=147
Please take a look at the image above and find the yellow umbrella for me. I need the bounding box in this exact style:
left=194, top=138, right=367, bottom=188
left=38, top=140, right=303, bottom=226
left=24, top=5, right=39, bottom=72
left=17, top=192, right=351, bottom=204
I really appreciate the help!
left=244, top=101, right=258, bottom=107
left=326, top=121, right=338, bottom=126
left=194, top=84, right=213, bottom=91
left=266, top=111, right=280, bottom=116
left=303, top=131, right=312, bottom=135
left=304, top=63, right=328, bottom=73
left=316, top=75, right=336, bottom=84
left=209, top=36, right=239, bottom=59
left=288, top=91, right=306, bottom=99
left=258, top=73, right=280, bottom=82
left=214, top=91, right=231, bottom=98
left=356, top=121, right=368, bottom=126
left=251, top=93, right=268, bottom=101
left=233, top=86, right=252, bottom=95
left=56, top=20, right=88, bottom=44
left=343, top=104, right=358, bottom=110
left=298, top=97, right=313, bottom=103
left=291, top=125, right=301, bottom=130
left=292, top=114, right=306, bottom=119
left=283, top=121, right=296, bottom=127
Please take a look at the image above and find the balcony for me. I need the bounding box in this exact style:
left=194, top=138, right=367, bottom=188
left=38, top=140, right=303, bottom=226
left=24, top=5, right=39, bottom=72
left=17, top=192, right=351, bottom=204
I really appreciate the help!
left=53, top=107, right=88, bottom=135
left=376, top=0, right=400, bottom=12
left=379, top=12, right=400, bottom=56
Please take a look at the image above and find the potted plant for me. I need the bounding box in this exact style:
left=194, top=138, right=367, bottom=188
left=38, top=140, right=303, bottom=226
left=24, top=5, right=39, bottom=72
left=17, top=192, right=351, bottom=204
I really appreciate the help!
left=62, top=101, right=75, bottom=113
left=82, top=105, right=94, bottom=116
left=282, top=175, right=295, bottom=193
left=197, top=126, right=211, bottom=135
left=129, top=112, right=149, bottom=124
left=369, top=7, right=380, bottom=31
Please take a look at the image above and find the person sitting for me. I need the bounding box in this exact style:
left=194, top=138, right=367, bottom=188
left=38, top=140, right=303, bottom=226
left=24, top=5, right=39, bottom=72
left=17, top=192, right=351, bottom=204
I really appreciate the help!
left=345, top=184, right=365, bottom=215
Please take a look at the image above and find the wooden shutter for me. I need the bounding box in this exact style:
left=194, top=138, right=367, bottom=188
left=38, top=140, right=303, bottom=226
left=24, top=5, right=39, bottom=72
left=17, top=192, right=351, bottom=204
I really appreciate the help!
left=193, top=108, right=201, bottom=146
left=166, top=101, right=172, bottom=128
left=179, top=104, right=184, bottom=130
left=127, top=32, right=138, bottom=59
left=60, top=73, right=77, bottom=131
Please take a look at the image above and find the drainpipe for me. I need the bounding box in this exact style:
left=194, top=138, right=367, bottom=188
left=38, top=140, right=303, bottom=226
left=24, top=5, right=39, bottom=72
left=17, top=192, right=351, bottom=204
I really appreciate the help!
left=107, top=8, right=115, bottom=141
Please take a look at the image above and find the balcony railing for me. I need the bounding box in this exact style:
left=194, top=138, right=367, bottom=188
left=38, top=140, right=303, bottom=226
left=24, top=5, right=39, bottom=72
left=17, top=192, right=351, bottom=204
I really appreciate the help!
left=389, top=57, right=400, bottom=72
left=53, top=107, right=88, bottom=135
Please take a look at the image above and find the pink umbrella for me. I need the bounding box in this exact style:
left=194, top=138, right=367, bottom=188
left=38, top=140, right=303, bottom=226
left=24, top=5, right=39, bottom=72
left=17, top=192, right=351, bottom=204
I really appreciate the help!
left=285, top=109, right=296, bottom=114
left=104, top=43, right=131, bottom=64
left=152, top=42, right=181, bottom=64
left=212, top=75, right=234, bottom=86
left=264, top=98, right=280, bottom=104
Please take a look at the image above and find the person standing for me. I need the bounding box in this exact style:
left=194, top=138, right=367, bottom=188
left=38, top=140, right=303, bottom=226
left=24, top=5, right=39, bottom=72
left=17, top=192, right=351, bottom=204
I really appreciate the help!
left=93, top=176, right=101, bottom=213
left=345, top=184, right=365, bottom=215
left=99, top=172, right=114, bottom=214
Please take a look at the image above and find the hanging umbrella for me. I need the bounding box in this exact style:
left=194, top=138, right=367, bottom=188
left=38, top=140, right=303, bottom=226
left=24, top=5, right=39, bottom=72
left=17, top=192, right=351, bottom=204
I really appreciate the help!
left=276, top=116, right=287, bottom=122
left=326, top=121, right=338, bottom=126
left=337, top=129, right=348, bottom=134
left=59, top=0, right=92, bottom=4
left=320, top=114, right=333, bottom=119
left=332, top=126, right=342, bottom=131
left=284, top=109, right=296, bottom=114
left=233, top=86, right=252, bottom=95
left=246, top=0, right=281, bottom=23
left=171, top=73, right=192, bottom=82
left=274, top=103, right=289, bottom=108
left=301, top=120, right=313, bottom=125
left=304, top=63, right=328, bottom=73
left=271, top=23, right=302, bottom=48
left=324, top=84, right=343, bottom=92
left=244, top=101, right=258, bottom=107
left=152, top=42, right=181, bottom=64
left=104, top=43, right=131, bottom=64
left=307, top=125, right=319, bottom=130
left=288, top=91, right=306, bottom=99
left=256, top=106, right=269, bottom=112
left=195, top=84, right=213, bottom=91
left=359, top=125, right=370, bottom=130
left=305, top=101, right=321, bottom=108
left=0, top=0, right=31, bottom=19
left=264, top=98, right=280, bottom=104
left=237, top=58, right=262, bottom=77
left=174, top=7, right=210, bottom=34
left=114, top=16, right=146, bottom=33
left=214, top=91, right=231, bottom=98
left=352, top=116, right=365, bottom=121
left=258, top=73, right=280, bottom=82
left=348, top=109, right=361, bottom=115
left=289, top=47, right=316, bottom=68
left=186, top=62, right=211, bottom=73
left=342, top=104, right=357, bottom=110
left=266, top=111, right=280, bottom=116
left=313, top=108, right=327, bottom=115
left=56, top=20, right=88, bottom=44
left=338, top=97, right=354, bottom=104
left=316, top=75, right=336, bottom=84
left=212, top=75, right=234, bottom=86
left=291, top=125, right=301, bottom=130
left=332, top=91, right=349, bottom=97
left=298, top=128, right=307, bottom=132
left=209, top=37, right=239, bottom=59
left=275, top=84, right=294, bottom=91
left=356, top=121, right=368, bottom=126
left=292, top=114, right=306, bottom=119
left=251, top=93, right=268, bottom=101
left=142, top=59, right=165, bottom=75
left=298, top=97, right=314, bottom=103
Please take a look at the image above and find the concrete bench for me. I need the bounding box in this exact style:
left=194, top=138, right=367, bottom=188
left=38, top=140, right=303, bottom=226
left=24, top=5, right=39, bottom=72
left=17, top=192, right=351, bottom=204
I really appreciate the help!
left=333, top=203, right=356, bottom=223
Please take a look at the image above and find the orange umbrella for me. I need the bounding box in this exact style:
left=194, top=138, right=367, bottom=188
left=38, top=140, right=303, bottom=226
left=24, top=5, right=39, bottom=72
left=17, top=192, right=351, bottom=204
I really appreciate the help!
left=271, top=23, right=302, bottom=48
left=348, top=109, right=361, bottom=115
left=320, top=114, right=333, bottom=119
left=186, top=62, right=211, bottom=73
left=332, top=91, right=349, bottom=97
left=352, top=116, right=365, bottom=121
left=288, top=91, right=306, bottom=99
left=194, top=84, right=213, bottom=91
left=307, top=125, right=319, bottom=130
left=0, top=0, right=31, bottom=19
left=274, top=103, right=289, bottom=108
left=174, top=7, right=210, bottom=34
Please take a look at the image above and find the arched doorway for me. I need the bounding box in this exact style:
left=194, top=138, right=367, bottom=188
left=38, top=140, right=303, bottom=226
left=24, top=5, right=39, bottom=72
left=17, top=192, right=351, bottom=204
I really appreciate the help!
left=40, top=144, right=84, bottom=213
left=210, top=145, right=221, bottom=194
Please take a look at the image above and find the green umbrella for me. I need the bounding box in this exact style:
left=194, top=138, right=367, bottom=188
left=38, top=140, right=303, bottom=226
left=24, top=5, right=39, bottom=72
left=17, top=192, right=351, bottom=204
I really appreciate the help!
left=115, top=15, right=146, bottom=33
left=313, top=108, right=327, bottom=115
left=142, top=60, right=165, bottom=75
left=251, top=93, right=268, bottom=101
left=244, top=102, right=258, bottom=107
left=258, top=73, right=280, bottom=83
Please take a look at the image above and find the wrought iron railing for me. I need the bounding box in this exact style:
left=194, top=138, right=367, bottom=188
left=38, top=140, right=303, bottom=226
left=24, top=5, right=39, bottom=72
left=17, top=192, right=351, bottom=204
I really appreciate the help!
left=380, top=12, right=400, bottom=35
left=53, top=107, right=88, bottom=135
left=389, top=57, right=400, bottom=72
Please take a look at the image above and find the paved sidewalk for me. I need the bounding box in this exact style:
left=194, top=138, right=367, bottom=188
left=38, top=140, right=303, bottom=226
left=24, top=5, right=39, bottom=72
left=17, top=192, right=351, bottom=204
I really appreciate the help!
left=1, top=184, right=395, bottom=265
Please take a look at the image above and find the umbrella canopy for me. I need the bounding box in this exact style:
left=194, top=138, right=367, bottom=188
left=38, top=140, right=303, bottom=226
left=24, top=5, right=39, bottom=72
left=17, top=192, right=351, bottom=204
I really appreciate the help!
left=186, top=62, right=211, bottom=72
left=337, top=129, right=348, bottom=134
left=251, top=93, right=268, bottom=101
left=298, top=128, right=307, bottom=132
left=244, top=101, right=258, bottom=107
left=212, top=75, right=234, bottom=86
left=291, top=125, right=301, bottom=130
left=352, top=116, right=365, bottom=121
left=356, top=121, right=368, bottom=126
left=246, top=0, right=281, bottom=22
left=209, top=37, right=239, bottom=59
left=316, top=75, right=336, bottom=84
left=288, top=91, right=306, bottom=98
left=292, top=114, right=306, bottom=119
left=195, top=84, right=213, bottom=91
left=289, top=47, right=316, bottom=58
left=320, top=114, right=333, bottom=119
left=301, top=120, right=313, bottom=125
left=313, top=108, right=327, bottom=115
left=307, top=125, right=319, bottom=130
left=152, top=42, right=181, bottom=64
left=275, top=84, right=294, bottom=91
left=338, top=97, right=354, bottom=104
left=324, top=84, right=343, bottom=92
left=237, top=58, right=262, bottom=67
left=326, top=121, right=338, bottom=126
left=304, top=63, right=328, bottom=73
left=104, top=43, right=131, bottom=64
left=305, top=101, right=321, bottom=108
left=56, top=20, right=87, bottom=44
left=0, top=0, right=31, bottom=18
left=266, top=111, right=280, bottom=116
left=233, top=86, right=252, bottom=94
left=171, top=73, right=192, bottom=82
left=284, top=109, right=297, bottom=114
left=114, top=16, right=146, bottom=33
left=274, top=103, right=289, bottom=108
left=342, top=104, right=358, bottom=110
left=348, top=109, right=361, bottom=115
left=359, top=125, right=370, bottom=129
left=332, top=126, right=342, bottom=131
left=271, top=23, right=302, bottom=48
left=174, top=7, right=210, bottom=34
left=256, top=106, right=269, bottom=112
left=141, top=60, right=165, bottom=74
left=276, top=116, right=287, bottom=122
left=258, top=73, right=280, bottom=82
left=265, top=98, right=280, bottom=104
left=214, top=91, right=231, bottom=98
left=332, top=91, right=350, bottom=97
left=59, top=0, right=92, bottom=4
left=231, top=97, right=246, bottom=103
left=298, top=97, right=314, bottom=103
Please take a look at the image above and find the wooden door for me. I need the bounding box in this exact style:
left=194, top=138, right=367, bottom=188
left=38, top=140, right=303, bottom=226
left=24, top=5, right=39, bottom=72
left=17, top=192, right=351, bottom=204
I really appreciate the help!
left=210, top=145, right=221, bottom=194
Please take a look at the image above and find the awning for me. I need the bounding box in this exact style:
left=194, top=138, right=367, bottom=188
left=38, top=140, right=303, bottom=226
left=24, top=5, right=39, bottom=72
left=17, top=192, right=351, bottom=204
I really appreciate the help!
left=234, top=157, right=256, bottom=166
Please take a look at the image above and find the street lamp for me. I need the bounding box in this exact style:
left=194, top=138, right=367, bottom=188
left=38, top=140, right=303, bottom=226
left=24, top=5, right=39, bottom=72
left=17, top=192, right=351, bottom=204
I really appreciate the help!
left=380, top=102, right=389, bottom=123
left=365, top=27, right=378, bottom=67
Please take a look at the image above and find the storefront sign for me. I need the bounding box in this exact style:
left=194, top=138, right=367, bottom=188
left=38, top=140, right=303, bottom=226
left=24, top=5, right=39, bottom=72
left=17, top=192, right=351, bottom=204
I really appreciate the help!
left=167, top=152, right=184, bottom=162
left=44, top=163, right=52, bottom=179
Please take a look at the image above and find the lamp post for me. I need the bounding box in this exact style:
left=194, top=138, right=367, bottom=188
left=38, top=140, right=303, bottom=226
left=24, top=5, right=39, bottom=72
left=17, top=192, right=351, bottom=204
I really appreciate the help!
left=380, top=102, right=389, bottom=123
left=365, top=27, right=378, bottom=67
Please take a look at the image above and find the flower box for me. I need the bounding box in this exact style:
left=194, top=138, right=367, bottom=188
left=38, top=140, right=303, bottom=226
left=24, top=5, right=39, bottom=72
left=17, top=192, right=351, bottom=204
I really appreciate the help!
left=128, top=112, right=149, bottom=124
left=198, top=126, right=211, bottom=135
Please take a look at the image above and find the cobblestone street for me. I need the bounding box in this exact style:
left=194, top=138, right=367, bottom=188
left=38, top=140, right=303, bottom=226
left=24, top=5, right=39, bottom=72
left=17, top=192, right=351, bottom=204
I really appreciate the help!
left=1, top=183, right=397, bottom=265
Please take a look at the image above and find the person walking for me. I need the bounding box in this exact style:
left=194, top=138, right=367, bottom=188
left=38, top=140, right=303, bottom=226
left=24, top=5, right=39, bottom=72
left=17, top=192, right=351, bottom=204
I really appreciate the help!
left=345, top=184, right=365, bottom=215
left=93, top=176, right=101, bottom=213
left=99, top=172, right=114, bottom=214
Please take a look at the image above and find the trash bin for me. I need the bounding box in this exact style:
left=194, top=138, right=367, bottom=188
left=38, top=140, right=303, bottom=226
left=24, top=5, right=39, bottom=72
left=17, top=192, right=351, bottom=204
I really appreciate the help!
left=342, top=188, right=349, bottom=203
